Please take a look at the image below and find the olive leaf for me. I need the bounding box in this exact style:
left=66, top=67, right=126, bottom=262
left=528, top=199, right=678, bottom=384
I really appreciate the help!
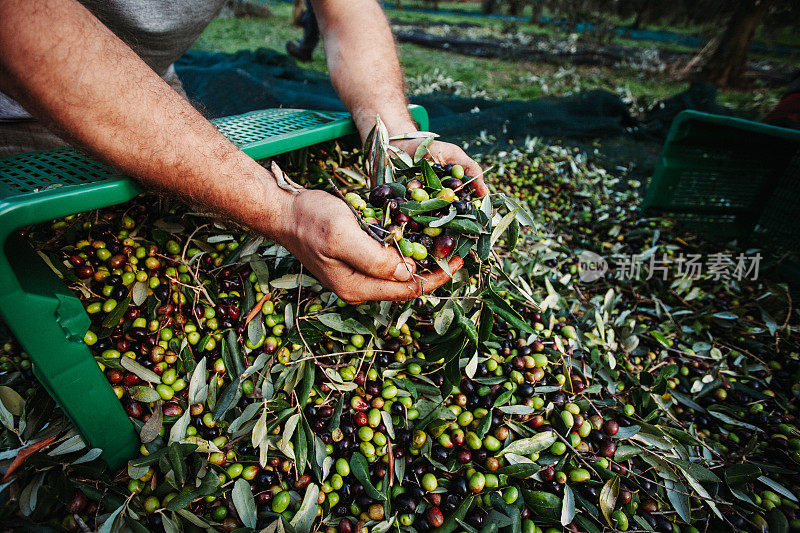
left=120, top=357, right=161, bottom=384
left=19, top=472, right=45, bottom=516
left=250, top=260, right=270, bottom=292
left=223, top=329, right=245, bottom=379
left=187, top=357, right=207, bottom=405
left=168, top=410, right=190, bottom=444
left=349, top=452, right=385, bottom=500
left=232, top=478, right=258, bottom=529
left=160, top=512, right=180, bottom=533
left=270, top=274, right=319, bottom=290
left=336, top=167, right=369, bottom=186
left=497, top=463, right=539, bottom=478
left=140, top=401, right=162, bottom=443
left=599, top=476, right=620, bottom=526
left=434, top=301, right=455, bottom=335
left=400, top=198, right=451, bottom=216
left=317, top=313, right=371, bottom=335
left=96, top=501, right=126, bottom=533
left=72, top=447, right=103, bottom=465
left=560, top=484, right=575, bottom=526
left=497, top=405, right=536, bottom=415
left=128, top=461, right=150, bottom=480
left=48, top=433, right=86, bottom=456
left=176, top=510, right=211, bottom=529
left=490, top=208, right=518, bottom=248
left=294, top=419, right=309, bottom=473
left=241, top=352, right=269, bottom=379
left=507, top=218, right=519, bottom=250
left=433, top=256, right=454, bottom=279
left=465, top=350, right=479, bottom=379
left=388, top=131, right=439, bottom=141
left=249, top=403, right=268, bottom=448
left=665, top=479, right=691, bottom=523
left=380, top=410, right=395, bottom=439
left=433, top=495, right=474, bottom=533
left=247, top=316, right=266, bottom=346
left=290, top=484, right=320, bottom=533
left=684, top=473, right=722, bottom=519
left=211, top=380, right=241, bottom=422
left=270, top=161, right=302, bottom=193
left=165, top=470, right=220, bottom=511
left=179, top=436, right=221, bottom=454
left=502, top=195, right=535, bottom=227
left=724, top=463, right=761, bottom=486
left=279, top=413, right=300, bottom=461
left=298, top=360, right=314, bottom=407
left=421, top=159, right=442, bottom=191
left=414, top=136, right=435, bottom=163
left=497, top=431, right=557, bottom=456
left=0, top=386, right=24, bottom=416
left=430, top=206, right=458, bottom=228
left=129, top=386, right=161, bottom=403
left=758, top=476, right=798, bottom=503
left=132, top=281, right=148, bottom=306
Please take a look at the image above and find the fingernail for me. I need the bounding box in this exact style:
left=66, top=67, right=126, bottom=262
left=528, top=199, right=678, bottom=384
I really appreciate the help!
left=393, top=262, right=413, bottom=281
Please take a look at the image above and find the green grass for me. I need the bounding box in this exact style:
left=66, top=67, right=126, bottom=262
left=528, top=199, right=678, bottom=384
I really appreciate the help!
left=191, top=3, right=784, bottom=116
left=391, top=1, right=800, bottom=48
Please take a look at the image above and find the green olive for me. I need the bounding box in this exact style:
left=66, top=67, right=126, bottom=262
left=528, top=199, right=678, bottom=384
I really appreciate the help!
left=272, top=491, right=291, bottom=513
left=569, top=468, right=591, bottom=482
left=469, top=472, right=486, bottom=493
left=155, top=384, right=174, bottom=401
left=335, top=458, right=350, bottom=477
left=211, top=505, right=228, bottom=521
left=411, top=188, right=430, bottom=202
left=411, top=242, right=428, bottom=261
left=611, top=510, right=629, bottom=531
left=422, top=473, right=438, bottom=491
left=226, top=463, right=243, bottom=479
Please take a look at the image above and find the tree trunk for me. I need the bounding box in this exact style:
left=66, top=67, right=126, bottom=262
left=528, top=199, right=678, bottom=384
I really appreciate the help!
left=507, top=0, right=524, bottom=16
left=697, top=0, right=768, bottom=87
left=631, top=9, right=644, bottom=29
left=529, top=0, right=543, bottom=23
left=481, top=0, right=497, bottom=15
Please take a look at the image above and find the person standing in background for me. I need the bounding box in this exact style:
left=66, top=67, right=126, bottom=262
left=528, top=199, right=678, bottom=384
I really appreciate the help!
left=286, top=0, right=320, bottom=62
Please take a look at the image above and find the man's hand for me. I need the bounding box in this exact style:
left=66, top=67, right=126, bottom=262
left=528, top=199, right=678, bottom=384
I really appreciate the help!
left=273, top=188, right=462, bottom=303
left=391, top=138, right=489, bottom=197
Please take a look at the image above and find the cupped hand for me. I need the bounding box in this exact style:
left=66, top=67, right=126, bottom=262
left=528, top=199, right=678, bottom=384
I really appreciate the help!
left=274, top=188, right=462, bottom=303
left=391, top=139, right=489, bottom=197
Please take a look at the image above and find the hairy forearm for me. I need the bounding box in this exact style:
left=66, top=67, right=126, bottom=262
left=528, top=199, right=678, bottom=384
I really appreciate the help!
left=313, top=0, right=417, bottom=138
left=0, top=0, right=288, bottom=235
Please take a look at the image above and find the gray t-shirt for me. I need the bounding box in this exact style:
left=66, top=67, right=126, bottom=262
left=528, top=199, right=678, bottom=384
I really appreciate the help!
left=0, top=0, right=226, bottom=120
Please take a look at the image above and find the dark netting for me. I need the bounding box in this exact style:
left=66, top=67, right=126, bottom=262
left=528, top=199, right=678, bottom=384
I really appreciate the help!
left=175, top=48, right=730, bottom=176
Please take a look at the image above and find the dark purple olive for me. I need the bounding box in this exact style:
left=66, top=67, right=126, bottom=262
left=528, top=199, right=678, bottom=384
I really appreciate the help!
left=369, top=184, right=393, bottom=207
left=433, top=234, right=456, bottom=259
left=441, top=177, right=463, bottom=190
left=453, top=200, right=469, bottom=214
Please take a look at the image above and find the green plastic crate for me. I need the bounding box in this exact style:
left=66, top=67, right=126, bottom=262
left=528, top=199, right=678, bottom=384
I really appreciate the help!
left=643, top=110, right=800, bottom=261
left=0, top=105, right=429, bottom=468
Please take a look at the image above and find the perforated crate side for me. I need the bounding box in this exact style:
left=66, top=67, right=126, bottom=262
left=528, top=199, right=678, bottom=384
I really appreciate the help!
left=212, top=109, right=349, bottom=148
left=0, top=149, right=118, bottom=197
